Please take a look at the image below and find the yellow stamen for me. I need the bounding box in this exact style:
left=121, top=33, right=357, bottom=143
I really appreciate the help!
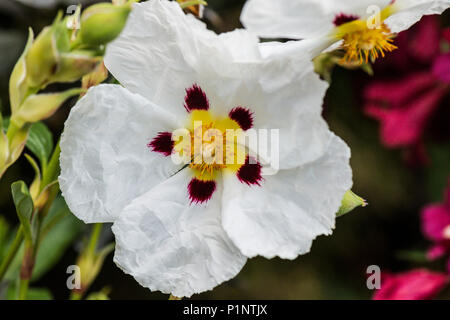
left=341, top=22, right=397, bottom=64
left=174, top=110, right=246, bottom=181
left=333, top=4, right=399, bottom=64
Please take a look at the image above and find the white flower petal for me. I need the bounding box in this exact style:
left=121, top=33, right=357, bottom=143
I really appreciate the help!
left=386, top=0, right=450, bottom=33
left=236, top=56, right=332, bottom=169
left=104, top=0, right=261, bottom=119
left=59, top=84, right=180, bottom=223
left=241, top=0, right=391, bottom=39
left=112, top=169, right=247, bottom=298
left=258, top=38, right=335, bottom=60
left=106, top=0, right=331, bottom=169
left=222, top=134, right=352, bottom=260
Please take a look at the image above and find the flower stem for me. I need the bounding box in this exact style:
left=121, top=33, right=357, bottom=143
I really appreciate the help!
left=18, top=278, right=29, bottom=300
left=87, top=224, right=102, bottom=256
left=0, top=226, right=24, bottom=282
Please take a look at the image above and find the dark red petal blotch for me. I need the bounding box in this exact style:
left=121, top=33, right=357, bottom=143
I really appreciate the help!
left=229, top=107, right=254, bottom=131
left=148, top=132, right=174, bottom=156
left=184, top=84, right=210, bottom=112
left=188, top=179, right=216, bottom=204
left=333, top=13, right=359, bottom=26
left=237, top=156, right=262, bottom=186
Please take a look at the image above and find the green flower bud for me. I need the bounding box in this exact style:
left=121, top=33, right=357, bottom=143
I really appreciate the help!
left=337, top=190, right=367, bottom=217
left=78, top=3, right=132, bottom=46
left=81, top=61, right=108, bottom=93
left=11, top=88, right=82, bottom=127
left=25, top=19, right=70, bottom=88
left=9, top=29, right=34, bottom=113
left=49, top=51, right=102, bottom=84
left=75, top=243, right=114, bottom=296
left=0, top=126, right=8, bottom=173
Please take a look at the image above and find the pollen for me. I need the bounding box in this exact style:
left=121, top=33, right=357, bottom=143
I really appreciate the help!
left=341, top=23, right=397, bottom=64
left=174, top=110, right=246, bottom=181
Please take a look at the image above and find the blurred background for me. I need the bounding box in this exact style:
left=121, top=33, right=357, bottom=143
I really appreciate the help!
left=0, top=0, right=449, bottom=299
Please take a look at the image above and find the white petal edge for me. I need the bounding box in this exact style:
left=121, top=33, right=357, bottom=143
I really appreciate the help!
left=222, top=134, right=353, bottom=260
left=59, top=84, right=181, bottom=223
left=112, top=169, right=247, bottom=298
left=241, top=0, right=391, bottom=39
left=386, top=0, right=450, bottom=33
left=104, top=0, right=262, bottom=119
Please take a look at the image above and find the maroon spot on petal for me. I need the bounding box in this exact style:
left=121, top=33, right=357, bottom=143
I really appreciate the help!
left=229, top=107, right=254, bottom=131
left=333, top=13, right=359, bottom=26
left=237, top=156, right=263, bottom=186
left=188, top=179, right=216, bottom=204
left=184, top=84, right=210, bottom=112
left=148, top=132, right=173, bottom=156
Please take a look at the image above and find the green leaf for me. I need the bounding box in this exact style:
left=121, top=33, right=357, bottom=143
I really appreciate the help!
left=11, top=181, right=34, bottom=243
left=337, top=190, right=367, bottom=217
left=24, top=154, right=41, bottom=201
left=26, top=122, right=53, bottom=168
left=0, top=216, right=10, bottom=260
left=396, top=250, right=429, bottom=263
left=31, top=195, right=84, bottom=281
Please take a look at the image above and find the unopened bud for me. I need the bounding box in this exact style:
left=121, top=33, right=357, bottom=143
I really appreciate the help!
left=81, top=61, right=108, bottom=93
left=9, top=29, right=34, bottom=113
left=25, top=19, right=70, bottom=88
left=75, top=243, right=113, bottom=295
left=78, top=3, right=132, bottom=46
left=337, top=190, right=367, bottom=217
left=11, top=88, right=82, bottom=127
left=0, top=127, right=8, bottom=172
left=50, top=51, right=102, bottom=84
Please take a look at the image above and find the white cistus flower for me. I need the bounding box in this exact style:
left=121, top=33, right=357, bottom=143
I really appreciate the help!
left=59, top=0, right=352, bottom=297
left=241, top=0, right=450, bottom=62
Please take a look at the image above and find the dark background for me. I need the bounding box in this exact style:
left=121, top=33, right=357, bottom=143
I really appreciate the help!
left=0, top=0, right=449, bottom=299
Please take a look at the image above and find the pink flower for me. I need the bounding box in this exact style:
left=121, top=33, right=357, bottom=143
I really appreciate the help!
left=373, top=269, right=448, bottom=300
left=421, top=180, right=450, bottom=273
left=363, top=16, right=450, bottom=165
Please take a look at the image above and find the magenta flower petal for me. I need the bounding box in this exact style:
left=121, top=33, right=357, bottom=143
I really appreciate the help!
left=427, top=244, right=447, bottom=260
left=422, top=204, right=450, bottom=242
left=442, top=28, right=450, bottom=44
left=365, top=76, right=446, bottom=147
left=432, top=54, right=450, bottom=84
left=373, top=269, right=448, bottom=300
left=409, top=15, right=441, bottom=63
left=364, top=72, right=436, bottom=108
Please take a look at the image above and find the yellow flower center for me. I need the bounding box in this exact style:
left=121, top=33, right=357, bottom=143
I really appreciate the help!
left=173, top=110, right=246, bottom=181
left=334, top=5, right=398, bottom=64
left=341, top=22, right=397, bottom=64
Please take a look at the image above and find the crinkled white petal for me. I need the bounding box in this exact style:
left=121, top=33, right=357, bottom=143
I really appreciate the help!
left=112, top=169, right=247, bottom=298
left=105, top=0, right=332, bottom=169
left=386, top=0, right=450, bottom=33
left=240, top=56, right=332, bottom=169
left=105, top=0, right=261, bottom=119
left=222, top=134, right=352, bottom=260
left=258, top=37, right=336, bottom=60
left=241, top=0, right=391, bottom=39
left=59, top=84, right=180, bottom=223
